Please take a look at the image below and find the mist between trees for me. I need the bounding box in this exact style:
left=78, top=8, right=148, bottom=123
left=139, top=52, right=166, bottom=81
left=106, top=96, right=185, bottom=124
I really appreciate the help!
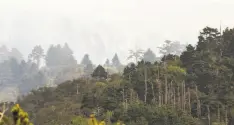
left=2, top=26, right=234, bottom=125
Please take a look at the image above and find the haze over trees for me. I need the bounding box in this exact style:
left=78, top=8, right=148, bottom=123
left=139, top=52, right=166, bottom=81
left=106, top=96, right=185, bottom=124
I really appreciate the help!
left=28, top=45, right=44, bottom=68
left=45, top=43, right=77, bottom=68
left=111, top=53, right=121, bottom=68
left=3, top=26, right=234, bottom=125
left=143, top=48, right=157, bottom=63
left=158, top=40, right=187, bottom=56
left=0, top=40, right=187, bottom=100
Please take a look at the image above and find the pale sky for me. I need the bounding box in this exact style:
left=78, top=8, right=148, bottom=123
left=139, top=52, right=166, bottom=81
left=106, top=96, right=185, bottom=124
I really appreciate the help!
left=0, top=0, right=234, bottom=64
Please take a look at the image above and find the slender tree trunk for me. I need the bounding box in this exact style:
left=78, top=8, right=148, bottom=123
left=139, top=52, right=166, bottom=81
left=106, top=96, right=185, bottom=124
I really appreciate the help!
left=136, top=93, right=139, bottom=104
left=165, top=75, right=168, bottom=105
left=169, top=81, right=172, bottom=105
left=144, top=66, right=148, bottom=103
left=217, top=104, right=220, bottom=123
left=188, top=88, right=191, bottom=115
left=177, top=85, right=180, bottom=109
left=207, top=105, right=211, bottom=125
left=129, top=74, right=131, bottom=84
left=122, top=88, right=125, bottom=105
left=151, top=82, right=156, bottom=104
left=181, top=82, right=184, bottom=110
left=130, top=89, right=133, bottom=103
left=183, top=82, right=186, bottom=111
left=173, top=88, right=176, bottom=108
left=157, top=64, right=160, bottom=78
left=125, top=99, right=128, bottom=110
left=76, top=83, right=79, bottom=95
left=158, top=81, right=162, bottom=106
left=195, top=85, right=201, bottom=117
left=225, top=106, right=228, bottom=125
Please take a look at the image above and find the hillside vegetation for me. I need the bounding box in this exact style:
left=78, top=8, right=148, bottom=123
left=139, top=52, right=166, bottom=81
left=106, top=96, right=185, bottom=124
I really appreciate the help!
left=2, top=26, right=234, bottom=125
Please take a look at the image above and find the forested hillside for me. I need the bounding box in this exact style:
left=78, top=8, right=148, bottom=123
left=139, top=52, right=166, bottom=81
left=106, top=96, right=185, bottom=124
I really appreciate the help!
left=0, top=43, right=126, bottom=102
left=2, top=26, right=234, bottom=125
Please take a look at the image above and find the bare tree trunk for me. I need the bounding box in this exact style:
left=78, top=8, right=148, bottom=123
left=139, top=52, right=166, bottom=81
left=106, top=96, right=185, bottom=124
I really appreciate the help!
left=151, top=82, right=156, bottom=104
left=159, top=82, right=162, bottom=106
left=173, top=88, right=176, bottom=108
left=195, top=85, right=201, bottom=117
left=136, top=93, right=139, bottom=104
left=183, top=82, right=186, bottom=111
left=122, top=88, right=125, bottom=104
left=225, top=106, right=228, bottom=125
left=181, top=82, right=184, bottom=110
left=76, top=83, right=79, bottom=95
left=188, top=88, right=191, bottom=115
left=157, top=64, right=160, bottom=78
left=144, top=66, right=148, bottom=103
left=165, top=75, right=168, bottom=105
left=125, top=99, right=128, bottom=110
left=129, top=74, right=131, bottom=84
left=217, top=104, right=220, bottom=123
left=169, top=81, right=172, bottom=105
left=177, top=85, right=180, bottom=109
left=207, top=105, right=211, bottom=125
left=131, top=89, right=134, bottom=103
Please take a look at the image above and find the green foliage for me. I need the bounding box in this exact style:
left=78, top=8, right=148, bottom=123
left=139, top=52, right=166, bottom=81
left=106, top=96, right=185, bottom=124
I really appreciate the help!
left=71, top=116, right=88, bottom=125
left=167, top=65, right=186, bottom=75
left=11, top=104, right=33, bottom=125
left=92, top=65, right=107, bottom=79
left=7, top=26, right=234, bottom=125
left=0, top=116, right=13, bottom=125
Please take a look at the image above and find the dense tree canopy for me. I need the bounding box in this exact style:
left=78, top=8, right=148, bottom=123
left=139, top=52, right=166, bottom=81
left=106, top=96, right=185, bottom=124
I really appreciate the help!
left=2, top=26, right=234, bottom=125
left=92, top=65, right=107, bottom=79
left=45, top=44, right=77, bottom=68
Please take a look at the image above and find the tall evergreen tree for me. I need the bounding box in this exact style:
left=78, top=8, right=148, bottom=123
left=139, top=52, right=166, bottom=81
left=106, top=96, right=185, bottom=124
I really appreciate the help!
left=112, top=53, right=121, bottom=67
left=45, top=45, right=55, bottom=67
left=92, top=65, right=107, bottom=79
left=81, top=54, right=92, bottom=66
left=84, top=63, right=94, bottom=76
left=104, top=59, right=110, bottom=67
left=61, top=43, right=77, bottom=66
left=143, top=48, right=156, bottom=63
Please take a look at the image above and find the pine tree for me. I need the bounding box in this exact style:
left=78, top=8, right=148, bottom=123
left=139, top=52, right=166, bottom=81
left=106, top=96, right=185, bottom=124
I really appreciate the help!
left=92, top=65, right=107, bottom=79
left=112, top=53, right=121, bottom=67
left=143, top=48, right=156, bottom=63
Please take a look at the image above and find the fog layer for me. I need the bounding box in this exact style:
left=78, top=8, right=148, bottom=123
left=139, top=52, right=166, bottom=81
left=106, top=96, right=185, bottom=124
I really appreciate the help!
left=1, top=0, right=234, bottom=64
